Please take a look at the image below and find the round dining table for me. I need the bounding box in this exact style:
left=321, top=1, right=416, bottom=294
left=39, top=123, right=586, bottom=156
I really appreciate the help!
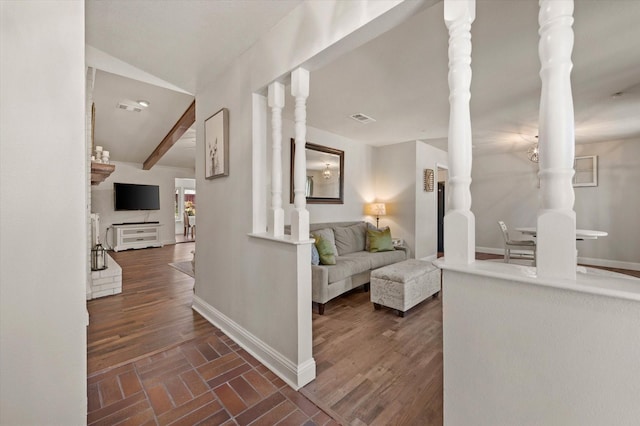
left=516, top=227, right=607, bottom=240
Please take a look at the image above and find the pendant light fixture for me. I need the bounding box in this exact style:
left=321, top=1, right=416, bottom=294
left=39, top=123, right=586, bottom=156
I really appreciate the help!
left=323, top=163, right=332, bottom=179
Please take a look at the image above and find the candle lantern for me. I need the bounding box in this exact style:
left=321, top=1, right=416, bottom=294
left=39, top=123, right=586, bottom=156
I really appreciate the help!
left=91, top=243, right=108, bottom=271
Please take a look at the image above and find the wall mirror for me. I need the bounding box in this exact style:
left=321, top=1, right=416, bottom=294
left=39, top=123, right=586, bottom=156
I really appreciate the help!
left=290, top=139, right=344, bottom=204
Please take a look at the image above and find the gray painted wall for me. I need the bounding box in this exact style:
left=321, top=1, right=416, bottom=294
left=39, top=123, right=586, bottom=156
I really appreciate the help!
left=472, top=137, right=640, bottom=266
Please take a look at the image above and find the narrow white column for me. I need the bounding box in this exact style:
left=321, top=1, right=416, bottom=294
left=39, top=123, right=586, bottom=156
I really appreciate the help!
left=268, top=82, right=285, bottom=237
left=251, top=94, right=268, bottom=233
left=290, top=68, right=310, bottom=242
left=443, top=0, right=476, bottom=264
left=536, top=0, right=576, bottom=280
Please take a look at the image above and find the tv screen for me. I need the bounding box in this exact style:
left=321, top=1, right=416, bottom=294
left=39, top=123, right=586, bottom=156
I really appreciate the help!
left=114, top=183, right=160, bottom=210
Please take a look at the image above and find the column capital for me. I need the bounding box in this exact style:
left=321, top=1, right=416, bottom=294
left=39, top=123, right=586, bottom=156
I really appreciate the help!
left=444, top=0, right=475, bottom=26
left=291, top=68, right=309, bottom=98
left=268, top=81, right=285, bottom=109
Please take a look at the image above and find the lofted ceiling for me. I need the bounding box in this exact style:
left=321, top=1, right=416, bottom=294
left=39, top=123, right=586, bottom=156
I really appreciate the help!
left=87, top=0, right=640, bottom=169
left=86, top=0, right=303, bottom=170
left=92, top=70, right=195, bottom=168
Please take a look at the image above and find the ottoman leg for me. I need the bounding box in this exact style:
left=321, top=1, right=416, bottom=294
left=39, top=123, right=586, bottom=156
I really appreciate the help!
left=396, top=310, right=405, bottom=318
left=433, top=291, right=440, bottom=299
left=317, top=303, right=325, bottom=315
left=373, top=303, right=381, bottom=310
left=363, top=283, right=370, bottom=292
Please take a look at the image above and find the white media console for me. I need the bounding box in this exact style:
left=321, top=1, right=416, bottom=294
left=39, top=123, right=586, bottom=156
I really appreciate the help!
left=112, top=223, right=163, bottom=252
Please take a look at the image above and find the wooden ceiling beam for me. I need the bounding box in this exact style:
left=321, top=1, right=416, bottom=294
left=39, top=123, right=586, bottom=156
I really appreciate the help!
left=143, top=100, right=196, bottom=170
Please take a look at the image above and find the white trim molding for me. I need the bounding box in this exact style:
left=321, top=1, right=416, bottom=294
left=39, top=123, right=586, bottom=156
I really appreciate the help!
left=192, top=295, right=316, bottom=390
left=477, top=246, right=640, bottom=272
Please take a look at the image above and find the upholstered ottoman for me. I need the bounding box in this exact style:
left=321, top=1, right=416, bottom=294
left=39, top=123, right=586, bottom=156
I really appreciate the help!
left=370, top=259, right=441, bottom=317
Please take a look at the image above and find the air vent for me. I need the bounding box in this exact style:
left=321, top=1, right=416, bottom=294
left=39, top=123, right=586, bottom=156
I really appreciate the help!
left=349, top=113, right=376, bottom=124
left=117, top=102, right=143, bottom=113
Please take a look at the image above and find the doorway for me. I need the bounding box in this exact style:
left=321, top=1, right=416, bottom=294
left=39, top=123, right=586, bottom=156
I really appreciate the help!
left=437, top=167, right=448, bottom=255
left=438, top=182, right=445, bottom=253
left=175, top=178, right=196, bottom=243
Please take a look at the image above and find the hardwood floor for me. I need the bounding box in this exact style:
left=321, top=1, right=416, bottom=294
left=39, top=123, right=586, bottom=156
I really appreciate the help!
left=88, top=331, right=336, bottom=425
left=175, top=233, right=195, bottom=244
left=87, top=243, right=336, bottom=425
left=302, top=289, right=443, bottom=426
left=302, top=254, right=640, bottom=425
left=88, top=243, right=207, bottom=374
left=88, top=246, right=638, bottom=425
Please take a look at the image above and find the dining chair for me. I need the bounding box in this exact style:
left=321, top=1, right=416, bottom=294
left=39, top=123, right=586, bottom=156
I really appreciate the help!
left=183, top=212, right=195, bottom=239
left=498, top=221, right=536, bottom=265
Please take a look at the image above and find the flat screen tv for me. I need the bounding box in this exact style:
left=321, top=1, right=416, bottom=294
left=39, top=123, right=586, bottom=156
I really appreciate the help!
left=114, top=183, right=160, bottom=211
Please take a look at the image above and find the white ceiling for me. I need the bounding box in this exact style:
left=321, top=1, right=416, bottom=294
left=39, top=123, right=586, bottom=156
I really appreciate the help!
left=92, top=70, right=195, bottom=167
left=286, top=0, right=640, bottom=152
left=87, top=0, right=640, bottom=169
left=86, top=0, right=303, bottom=94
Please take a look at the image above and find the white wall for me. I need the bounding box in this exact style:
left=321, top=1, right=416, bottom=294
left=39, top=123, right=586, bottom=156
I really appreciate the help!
left=193, top=0, right=412, bottom=387
left=91, top=161, right=194, bottom=247
left=373, top=140, right=448, bottom=259
left=0, top=2, right=87, bottom=423
left=472, top=138, right=640, bottom=269
left=374, top=141, right=417, bottom=254
left=415, top=141, right=448, bottom=259
left=443, top=268, right=640, bottom=425
left=281, top=120, right=375, bottom=224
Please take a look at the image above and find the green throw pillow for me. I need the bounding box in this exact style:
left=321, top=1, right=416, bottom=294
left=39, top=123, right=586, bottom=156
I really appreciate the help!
left=367, top=227, right=394, bottom=253
left=315, top=235, right=337, bottom=265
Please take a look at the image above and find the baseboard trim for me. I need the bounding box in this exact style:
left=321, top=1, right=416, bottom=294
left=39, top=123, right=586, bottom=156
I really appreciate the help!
left=476, top=247, right=640, bottom=272
left=192, top=295, right=315, bottom=390
left=577, top=257, right=640, bottom=272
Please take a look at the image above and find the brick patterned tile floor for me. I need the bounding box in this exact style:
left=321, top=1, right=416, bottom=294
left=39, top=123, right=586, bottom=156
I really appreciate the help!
left=88, top=330, right=337, bottom=426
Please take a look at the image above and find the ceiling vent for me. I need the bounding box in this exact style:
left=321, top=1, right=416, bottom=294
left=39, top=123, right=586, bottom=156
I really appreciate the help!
left=349, top=113, right=376, bottom=124
left=117, top=102, right=143, bottom=113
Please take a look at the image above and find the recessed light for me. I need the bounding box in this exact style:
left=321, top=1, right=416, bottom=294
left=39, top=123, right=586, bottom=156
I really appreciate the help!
left=137, top=100, right=150, bottom=107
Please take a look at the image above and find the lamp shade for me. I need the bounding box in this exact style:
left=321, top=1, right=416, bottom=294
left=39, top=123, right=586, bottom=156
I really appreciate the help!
left=365, top=203, right=387, bottom=216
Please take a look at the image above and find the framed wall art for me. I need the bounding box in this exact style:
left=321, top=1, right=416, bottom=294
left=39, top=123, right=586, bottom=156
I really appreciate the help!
left=573, top=155, right=597, bottom=187
left=205, top=108, right=229, bottom=179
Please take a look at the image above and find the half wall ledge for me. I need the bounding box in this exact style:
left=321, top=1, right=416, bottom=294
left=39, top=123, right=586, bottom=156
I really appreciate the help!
left=434, top=258, right=640, bottom=303
left=248, top=232, right=314, bottom=245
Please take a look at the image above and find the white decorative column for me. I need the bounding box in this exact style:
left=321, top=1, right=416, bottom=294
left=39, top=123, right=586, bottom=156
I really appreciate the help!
left=290, top=68, right=310, bottom=241
left=443, top=0, right=476, bottom=264
left=536, top=0, right=576, bottom=280
left=268, top=82, right=285, bottom=237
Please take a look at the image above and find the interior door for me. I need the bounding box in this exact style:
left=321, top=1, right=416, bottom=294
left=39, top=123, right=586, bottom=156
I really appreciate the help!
left=437, top=182, right=445, bottom=253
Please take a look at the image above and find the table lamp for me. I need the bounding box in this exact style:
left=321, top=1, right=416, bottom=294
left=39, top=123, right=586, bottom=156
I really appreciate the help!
left=365, top=203, right=387, bottom=228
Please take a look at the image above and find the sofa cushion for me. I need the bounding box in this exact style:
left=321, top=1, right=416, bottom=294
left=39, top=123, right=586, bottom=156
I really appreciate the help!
left=368, top=249, right=407, bottom=270
left=365, top=223, right=389, bottom=251
left=333, top=223, right=367, bottom=255
left=327, top=254, right=372, bottom=283
left=315, top=235, right=336, bottom=265
left=311, top=228, right=338, bottom=257
left=367, top=227, right=394, bottom=252
left=311, top=241, right=320, bottom=265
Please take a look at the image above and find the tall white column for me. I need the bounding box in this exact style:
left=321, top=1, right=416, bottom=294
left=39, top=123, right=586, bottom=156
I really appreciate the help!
left=268, top=82, right=285, bottom=237
left=290, top=68, right=310, bottom=241
left=536, top=0, right=576, bottom=280
left=444, top=0, right=476, bottom=264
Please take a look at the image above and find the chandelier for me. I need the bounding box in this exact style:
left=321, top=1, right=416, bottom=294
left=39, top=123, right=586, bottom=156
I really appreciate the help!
left=322, top=163, right=332, bottom=179
left=527, top=143, right=539, bottom=163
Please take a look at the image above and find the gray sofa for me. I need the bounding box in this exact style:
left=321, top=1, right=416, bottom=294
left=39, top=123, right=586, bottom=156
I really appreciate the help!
left=309, top=221, right=408, bottom=314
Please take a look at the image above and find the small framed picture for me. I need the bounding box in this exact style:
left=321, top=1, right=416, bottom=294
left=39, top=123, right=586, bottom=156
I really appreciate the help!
left=205, top=108, right=229, bottom=179
left=573, top=155, right=597, bottom=187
